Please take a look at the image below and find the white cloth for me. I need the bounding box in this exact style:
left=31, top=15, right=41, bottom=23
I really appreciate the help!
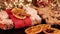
left=0, top=11, right=8, bottom=19
left=23, top=6, right=41, bottom=25
left=0, top=11, right=13, bottom=30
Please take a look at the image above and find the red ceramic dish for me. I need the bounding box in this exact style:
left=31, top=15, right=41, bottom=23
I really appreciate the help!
left=6, top=9, right=32, bottom=29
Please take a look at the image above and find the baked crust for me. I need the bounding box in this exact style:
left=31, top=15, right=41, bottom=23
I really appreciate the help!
left=43, top=28, right=60, bottom=34
left=25, top=25, right=42, bottom=34
left=25, top=24, right=60, bottom=34
left=11, top=8, right=30, bottom=19
left=25, top=24, right=50, bottom=34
